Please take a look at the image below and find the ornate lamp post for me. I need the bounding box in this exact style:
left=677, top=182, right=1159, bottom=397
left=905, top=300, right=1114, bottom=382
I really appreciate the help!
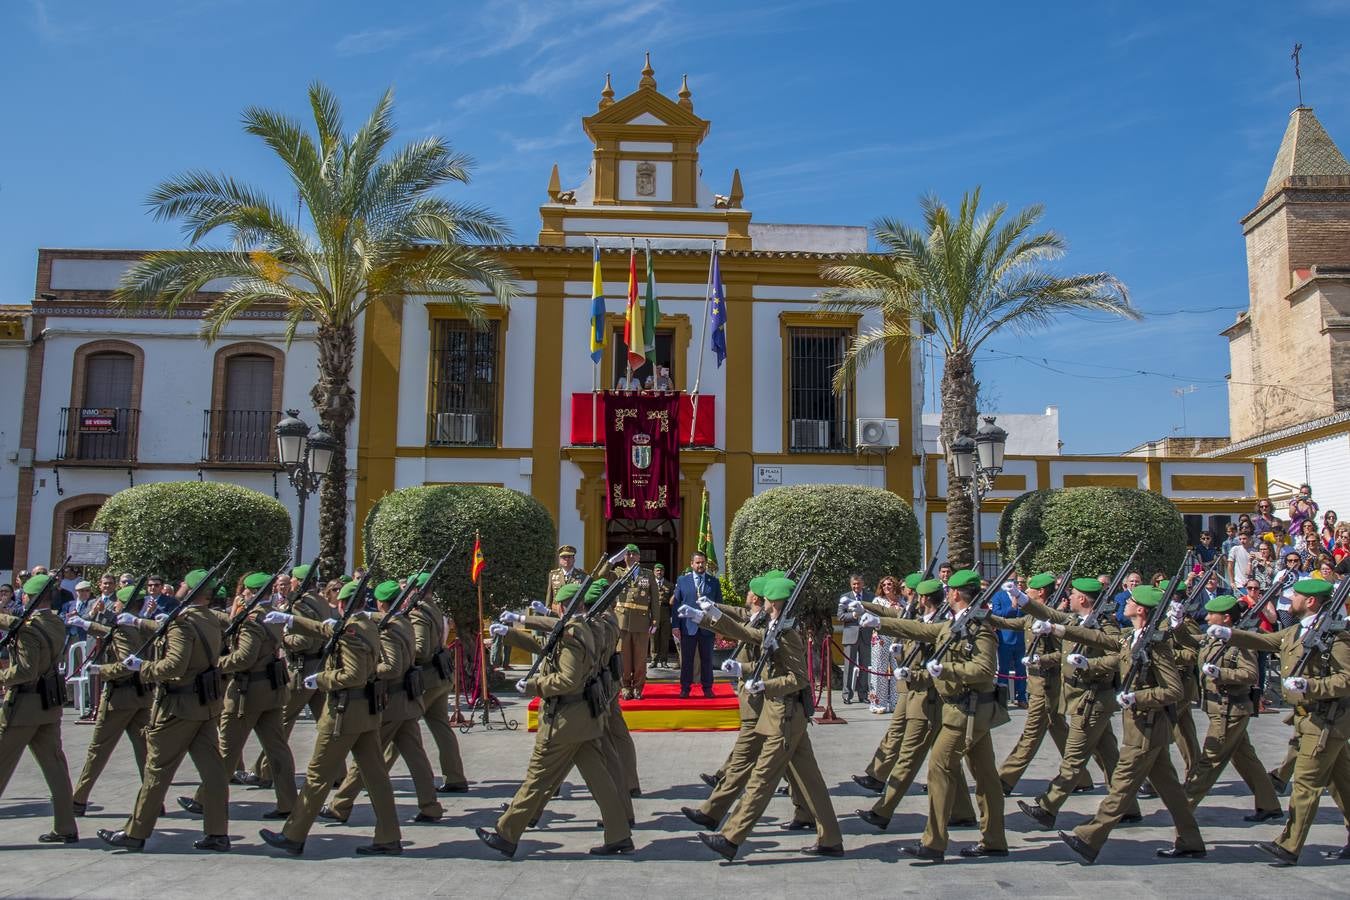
left=275, top=409, right=336, bottom=561
left=949, top=416, right=1009, bottom=576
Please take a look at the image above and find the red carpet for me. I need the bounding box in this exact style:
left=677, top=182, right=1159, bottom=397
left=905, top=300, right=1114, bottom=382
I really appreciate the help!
left=527, top=680, right=741, bottom=732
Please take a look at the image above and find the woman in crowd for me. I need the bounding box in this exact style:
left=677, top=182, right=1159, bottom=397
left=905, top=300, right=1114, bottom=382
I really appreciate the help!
left=1295, top=519, right=1325, bottom=565
left=1332, top=527, right=1350, bottom=565
left=1250, top=541, right=1277, bottom=590
left=1320, top=509, right=1339, bottom=549
left=867, top=575, right=900, bottom=715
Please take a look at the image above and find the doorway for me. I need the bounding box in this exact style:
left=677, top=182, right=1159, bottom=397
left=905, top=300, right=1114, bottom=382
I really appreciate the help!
left=606, top=516, right=679, bottom=576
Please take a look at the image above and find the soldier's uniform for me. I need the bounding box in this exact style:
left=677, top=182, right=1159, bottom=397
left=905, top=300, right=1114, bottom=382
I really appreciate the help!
left=1174, top=597, right=1282, bottom=817
left=261, top=581, right=401, bottom=856
left=1057, top=585, right=1204, bottom=862
left=650, top=566, right=674, bottom=667
left=327, top=581, right=442, bottom=823
left=1019, top=579, right=1139, bottom=827
left=0, top=575, right=77, bottom=841
left=543, top=548, right=585, bottom=609
left=72, top=586, right=151, bottom=811
left=592, top=603, right=641, bottom=797
left=251, top=567, right=328, bottom=785
left=1227, top=578, right=1350, bottom=864
left=406, top=578, right=467, bottom=792
left=855, top=573, right=922, bottom=788
left=1169, top=613, right=1202, bottom=777
left=872, top=570, right=1008, bottom=859
left=600, top=547, right=654, bottom=699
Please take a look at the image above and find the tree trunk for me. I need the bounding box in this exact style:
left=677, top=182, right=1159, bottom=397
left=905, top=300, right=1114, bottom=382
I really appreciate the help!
left=939, top=345, right=980, bottom=568
left=311, top=323, right=357, bottom=578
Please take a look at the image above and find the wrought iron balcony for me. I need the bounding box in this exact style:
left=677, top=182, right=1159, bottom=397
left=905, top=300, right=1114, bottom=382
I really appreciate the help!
left=201, top=409, right=282, bottom=463
left=56, top=407, right=139, bottom=463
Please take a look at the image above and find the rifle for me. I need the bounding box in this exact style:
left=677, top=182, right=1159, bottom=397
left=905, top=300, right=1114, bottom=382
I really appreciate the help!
left=520, top=559, right=603, bottom=683
left=745, top=547, right=823, bottom=684
left=285, top=553, right=323, bottom=613
left=1289, top=574, right=1350, bottom=677
left=1119, top=552, right=1193, bottom=694
left=1215, top=569, right=1294, bottom=656
left=1024, top=551, right=1082, bottom=662
left=377, top=558, right=432, bottom=629
left=1068, top=540, right=1144, bottom=655
left=129, top=548, right=237, bottom=659
left=222, top=562, right=291, bottom=642
left=0, top=556, right=71, bottom=652
left=783, top=548, right=809, bottom=580
left=1181, top=552, right=1227, bottom=618
left=320, top=562, right=378, bottom=662
left=582, top=564, right=642, bottom=624
left=925, top=544, right=1032, bottom=669
left=396, top=547, right=456, bottom=620
left=922, top=537, right=947, bottom=581
left=70, top=571, right=148, bottom=679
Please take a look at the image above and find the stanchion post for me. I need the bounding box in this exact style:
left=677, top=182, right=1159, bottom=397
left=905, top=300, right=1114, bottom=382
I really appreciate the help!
left=813, top=629, right=846, bottom=725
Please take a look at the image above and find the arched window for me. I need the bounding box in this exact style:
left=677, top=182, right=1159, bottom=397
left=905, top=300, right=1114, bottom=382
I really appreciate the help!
left=64, top=342, right=143, bottom=462
left=207, top=343, right=284, bottom=463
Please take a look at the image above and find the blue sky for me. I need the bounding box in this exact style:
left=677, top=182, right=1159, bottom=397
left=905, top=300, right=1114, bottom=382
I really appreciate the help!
left=4, top=0, right=1349, bottom=453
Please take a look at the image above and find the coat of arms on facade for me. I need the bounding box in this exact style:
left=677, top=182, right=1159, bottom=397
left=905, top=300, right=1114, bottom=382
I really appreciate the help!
left=636, top=161, right=656, bottom=196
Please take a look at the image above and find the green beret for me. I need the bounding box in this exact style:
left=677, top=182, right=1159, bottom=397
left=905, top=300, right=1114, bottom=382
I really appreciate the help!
left=21, top=574, right=50, bottom=596
left=762, top=577, right=794, bottom=602
left=1027, top=572, right=1056, bottom=590
left=216, top=585, right=228, bottom=599
left=624, top=543, right=639, bottom=553
left=373, top=580, right=401, bottom=603
left=243, top=572, right=271, bottom=591
left=1205, top=594, right=1239, bottom=614
left=1294, top=578, right=1333, bottom=598
left=585, top=578, right=608, bottom=603
left=337, top=581, right=360, bottom=602
left=903, top=572, right=923, bottom=590
left=290, top=565, right=311, bottom=581
left=1157, top=580, right=1173, bottom=593
left=184, top=568, right=208, bottom=589
left=413, top=572, right=431, bottom=588
left=947, top=569, right=981, bottom=590
left=916, top=578, right=944, bottom=597
left=115, top=585, right=137, bottom=603
left=338, top=574, right=353, bottom=584
left=763, top=570, right=786, bottom=581
left=1071, top=577, right=1104, bottom=595
left=653, top=563, right=665, bottom=572
left=748, top=576, right=768, bottom=597
left=555, top=582, right=581, bottom=604
left=1129, top=585, right=1163, bottom=607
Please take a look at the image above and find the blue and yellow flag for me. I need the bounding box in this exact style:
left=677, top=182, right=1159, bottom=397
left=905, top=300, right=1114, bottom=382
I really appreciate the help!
left=709, top=249, right=727, bottom=367
left=589, top=244, right=605, bottom=364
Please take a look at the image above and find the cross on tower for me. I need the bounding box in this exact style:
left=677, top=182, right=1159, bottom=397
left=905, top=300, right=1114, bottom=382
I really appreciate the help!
left=1292, top=42, right=1304, bottom=106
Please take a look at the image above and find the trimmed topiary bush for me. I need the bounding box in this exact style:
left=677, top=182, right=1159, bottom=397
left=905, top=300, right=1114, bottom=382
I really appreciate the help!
left=726, top=484, right=921, bottom=625
left=363, top=485, right=555, bottom=645
left=999, top=488, right=1054, bottom=572
left=93, top=481, right=290, bottom=586
left=1003, top=487, right=1187, bottom=582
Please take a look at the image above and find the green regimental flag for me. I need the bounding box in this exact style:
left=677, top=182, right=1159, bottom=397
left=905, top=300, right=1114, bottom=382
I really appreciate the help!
left=643, top=245, right=661, bottom=364
left=697, top=487, right=719, bottom=571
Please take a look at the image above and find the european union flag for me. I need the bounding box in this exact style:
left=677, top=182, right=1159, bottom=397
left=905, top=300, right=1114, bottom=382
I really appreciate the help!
left=709, top=251, right=727, bottom=367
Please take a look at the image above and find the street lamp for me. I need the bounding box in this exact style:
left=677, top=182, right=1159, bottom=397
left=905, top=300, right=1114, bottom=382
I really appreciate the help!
left=949, top=417, right=1009, bottom=576
left=275, top=409, right=336, bottom=561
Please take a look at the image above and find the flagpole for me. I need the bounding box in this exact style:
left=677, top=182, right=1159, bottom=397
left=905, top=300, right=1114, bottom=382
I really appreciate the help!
left=476, top=530, right=489, bottom=726
left=689, top=241, right=717, bottom=446
left=592, top=240, right=600, bottom=444
left=625, top=238, right=635, bottom=391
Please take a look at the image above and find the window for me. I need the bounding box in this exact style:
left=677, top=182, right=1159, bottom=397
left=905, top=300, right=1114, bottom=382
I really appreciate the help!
left=428, top=319, right=500, bottom=446
left=78, top=352, right=134, bottom=460
left=215, top=354, right=277, bottom=462
left=609, top=327, right=676, bottom=390
left=786, top=326, right=853, bottom=452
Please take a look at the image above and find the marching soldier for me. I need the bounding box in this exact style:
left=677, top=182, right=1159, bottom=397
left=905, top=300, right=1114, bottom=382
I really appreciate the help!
left=405, top=572, right=469, bottom=794
left=852, top=571, right=921, bottom=793
left=1040, top=584, right=1206, bottom=863
left=67, top=584, right=151, bottom=816
left=1167, top=589, right=1203, bottom=783
left=1173, top=594, right=1283, bottom=821
left=322, top=580, right=442, bottom=824
left=0, top=573, right=78, bottom=844
left=1015, top=577, right=1141, bottom=830
left=257, top=579, right=402, bottom=856
left=98, top=568, right=230, bottom=852
left=650, top=563, right=674, bottom=668
left=858, top=569, right=1008, bottom=861
left=599, top=544, right=654, bottom=700
left=1215, top=577, right=1350, bottom=865
left=478, top=581, right=633, bottom=858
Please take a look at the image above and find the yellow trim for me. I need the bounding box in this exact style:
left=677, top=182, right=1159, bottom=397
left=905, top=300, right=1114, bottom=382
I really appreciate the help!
left=1062, top=474, right=1140, bottom=489
left=723, top=272, right=754, bottom=538
left=1035, top=458, right=1051, bottom=490
left=527, top=704, right=739, bottom=732
left=532, top=278, right=565, bottom=526
left=1170, top=474, right=1247, bottom=492
left=992, top=473, right=1027, bottom=492
left=424, top=304, right=508, bottom=449
left=396, top=446, right=534, bottom=459
left=883, top=313, right=913, bottom=502
left=354, top=298, right=403, bottom=564
left=1146, top=460, right=1162, bottom=492
left=778, top=311, right=861, bottom=455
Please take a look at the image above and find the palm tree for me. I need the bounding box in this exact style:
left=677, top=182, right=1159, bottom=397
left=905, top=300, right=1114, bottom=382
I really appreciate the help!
left=820, top=188, right=1137, bottom=568
left=114, top=82, right=519, bottom=575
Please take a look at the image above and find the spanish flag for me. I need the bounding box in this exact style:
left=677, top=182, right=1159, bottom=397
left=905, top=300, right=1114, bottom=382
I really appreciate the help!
left=623, top=241, right=645, bottom=371
left=471, top=536, right=485, bottom=583
left=589, top=243, right=605, bottom=364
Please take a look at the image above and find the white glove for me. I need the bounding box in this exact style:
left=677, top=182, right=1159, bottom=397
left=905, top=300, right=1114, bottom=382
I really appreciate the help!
left=721, top=659, right=742, bottom=677
left=122, top=655, right=143, bottom=672
left=489, top=623, right=509, bottom=637
left=1030, top=619, right=1055, bottom=636
left=263, top=611, right=293, bottom=626
left=697, top=599, right=722, bottom=622
left=895, top=666, right=913, bottom=682
left=322, top=618, right=338, bottom=629
left=303, top=673, right=318, bottom=690
left=677, top=606, right=705, bottom=625
left=607, top=548, right=627, bottom=565
left=859, top=613, right=881, bottom=629
left=1116, top=691, right=1136, bottom=708
left=499, top=611, right=523, bottom=625
left=515, top=678, right=529, bottom=694
left=1283, top=677, right=1308, bottom=695
left=529, top=600, right=548, bottom=614
left=889, top=641, right=904, bottom=655
left=925, top=659, right=943, bottom=678
left=1012, top=589, right=1030, bottom=608
left=1021, top=654, right=1036, bottom=666
left=1206, top=625, right=1232, bottom=640
left=66, top=615, right=92, bottom=630
left=1200, top=663, right=1220, bottom=679
left=116, top=612, right=139, bottom=626
left=1066, top=653, right=1089, bottom=670
left=847, top=598, right=864, bottom=615
left=745, top=678, right=765, bottom=694
left=84, top=663, right=101, bottom=676
left=153, top=613, right=167, bottom=624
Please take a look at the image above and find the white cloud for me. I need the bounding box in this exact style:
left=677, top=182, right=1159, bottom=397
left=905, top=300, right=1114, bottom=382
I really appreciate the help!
left=334, top=26, right=417, bottom=57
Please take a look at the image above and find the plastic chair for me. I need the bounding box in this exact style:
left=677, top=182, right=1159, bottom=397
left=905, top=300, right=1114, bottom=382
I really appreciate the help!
left=66, top=641, right=90, bottom=712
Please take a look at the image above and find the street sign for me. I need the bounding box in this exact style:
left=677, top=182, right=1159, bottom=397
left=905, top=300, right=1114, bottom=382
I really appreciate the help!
left=756, top=465, right=782, bottom=485
left=66, top=530, right=110, bottom=566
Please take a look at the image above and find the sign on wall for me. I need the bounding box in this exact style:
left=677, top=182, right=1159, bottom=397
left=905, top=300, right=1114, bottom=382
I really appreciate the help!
left=756, top=465, right=783, bottom=485
left=78, top=408, right=118, bottom=433
left=66, top=530, right=110, bottom=566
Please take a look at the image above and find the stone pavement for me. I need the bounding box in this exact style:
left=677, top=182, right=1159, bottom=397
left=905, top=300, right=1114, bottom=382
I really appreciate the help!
left=0, top=684, right=1345, bottom=898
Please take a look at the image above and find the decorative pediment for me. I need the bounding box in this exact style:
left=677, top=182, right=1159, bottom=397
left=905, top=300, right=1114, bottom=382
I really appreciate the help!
left=582, top=54, right=710, bottom=144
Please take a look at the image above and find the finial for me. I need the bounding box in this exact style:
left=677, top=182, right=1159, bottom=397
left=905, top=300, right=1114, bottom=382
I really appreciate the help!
left=547, top=164, right=561, bottom=201
left=639, top=51, right=656, bottom=89
left=677, top=73, right=692, bottom=109
left=729, top=169, right=744, bottom=209
left=599, top=73, right=614, bottom=108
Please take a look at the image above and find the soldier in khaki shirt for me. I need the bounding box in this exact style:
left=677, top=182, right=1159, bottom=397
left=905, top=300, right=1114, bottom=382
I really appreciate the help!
left=544, top=545, right=585, bottom=608
left=599, top=544, right=654, bottom=699
left=404, top=572, right=468, bottom=793
left=0, top=574, right=78, bottom=843
left=649, top=563, right=675, bottom=667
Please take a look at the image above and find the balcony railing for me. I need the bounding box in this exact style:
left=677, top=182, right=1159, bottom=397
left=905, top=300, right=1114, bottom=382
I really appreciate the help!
left=57, top=407, right=139, bottom=463
left=201, top=409, right=282, bottom=463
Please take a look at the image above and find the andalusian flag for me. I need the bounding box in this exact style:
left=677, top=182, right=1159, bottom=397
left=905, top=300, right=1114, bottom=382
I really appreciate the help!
left=471, top=535, right=485, bottom=583
left=696, top=488, right=719, bottom=571
left=589, top=244, right=605, bottom=364
left=623, top=242, right=645, bottom=371
left=642, top=243, right=660, bottom=364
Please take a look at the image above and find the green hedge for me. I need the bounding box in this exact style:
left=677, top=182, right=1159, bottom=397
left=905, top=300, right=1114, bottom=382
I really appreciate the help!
left=93, top=481, right=290, bottom=586
left=1002, top=487, right=1187, bottom=580
left=998, top=488, right=1053, bottom=565
left=363, top=485, right=555, bottom=636
left=726, top=484, right=921, bottom=623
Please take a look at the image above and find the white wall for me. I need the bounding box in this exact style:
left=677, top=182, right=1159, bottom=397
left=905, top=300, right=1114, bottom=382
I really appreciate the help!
left=1265, top=435, right=1350, bottom=519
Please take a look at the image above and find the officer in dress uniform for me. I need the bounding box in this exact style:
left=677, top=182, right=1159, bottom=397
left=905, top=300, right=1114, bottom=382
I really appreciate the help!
left=544, top=546, right=585, bottom=608
left=599, top=544, right=653, bottom=700
left=649, top=563, right=674, bottom=668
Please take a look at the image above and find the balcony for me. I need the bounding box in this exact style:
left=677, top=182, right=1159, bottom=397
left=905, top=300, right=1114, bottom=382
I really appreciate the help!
left=569, top=392, right=715, bottom=446
left=201, top=409, right=282, bottom=464
left=57, top=407, right=139, bottom=463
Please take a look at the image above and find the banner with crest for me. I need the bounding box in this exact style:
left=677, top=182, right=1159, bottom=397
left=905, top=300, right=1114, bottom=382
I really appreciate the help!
left=602, top=391, right=681, bottom=520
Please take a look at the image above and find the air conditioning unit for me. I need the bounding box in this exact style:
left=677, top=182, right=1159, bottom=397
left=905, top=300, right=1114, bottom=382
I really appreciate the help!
left=856, top=417, right=900, bottom=449
left=434, top=412, right=478, bottom=444
left=791, top=419, right=830, bottom=450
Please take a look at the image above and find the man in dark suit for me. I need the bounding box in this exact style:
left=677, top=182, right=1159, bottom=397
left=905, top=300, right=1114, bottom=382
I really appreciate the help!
left=672, top=551, right=720, bottom=698
left=835, top=574, right=873, bottom=704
